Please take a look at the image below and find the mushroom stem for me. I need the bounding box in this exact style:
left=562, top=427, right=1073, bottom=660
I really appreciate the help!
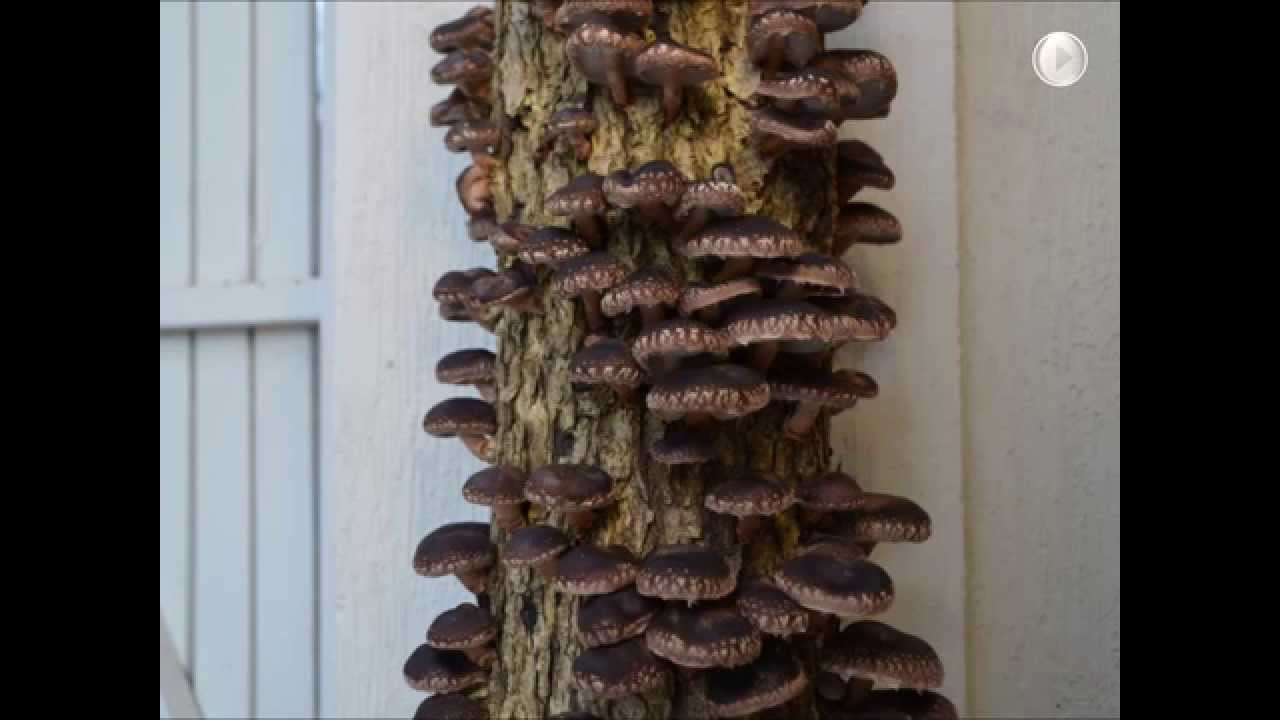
left=610, top=383, right=636, bottom=402
left=457, top=569, right=490, bottom=596
left=640, top=202, right=676, bottom=229
left=475, top=383, right=497, bottom=403
left=565, top=509, right=597, bottom=531
left=581, top=289, right=606, bottom=333
left=639, top=305, right=666, bottom=330
left=459, top=433, right=496, bottom=462
left=857, top=541, right=878, bottom=557
left=783, top=401, right=823, bottom=439
left=462, top=646, right=497, bottom=667
left=684, top=411, right=714, bottom=429
left=831, top=234, right=857, bottom=258
left=493, top=504, right=527, bottom=531
left=816, top=671, right=848, bottom=702
left=799, top=507, right=829, bottom=527
left=714, top=257, right=755, bottom=283
left=736, top=515, right=767, bottom=544
left=693, top=305, right=722, bottom=326
left=572, top=134, right=593, bottom=162
left=808, top=610, right=837, bottom=647
left=471, top=150, right=499, bottom=170
left=607, top=52, right=630, bottom=106
left=843, top=677, right=875, bottom=709
left=673, top=207, right=708, bottom=248
left=748, top=341, right=780, bottom=374
left=510, top=293, right=546, bottom=315
left=764, top=45, right=784, bottom=79
left=661, top=82, right=683, bottom=126
left=573, top=213, right=605, bottom=247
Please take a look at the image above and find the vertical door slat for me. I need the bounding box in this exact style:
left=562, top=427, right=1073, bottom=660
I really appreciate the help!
left=160, top=334, right=192, bottom=668
left=160, top=1, right=192, bottom=286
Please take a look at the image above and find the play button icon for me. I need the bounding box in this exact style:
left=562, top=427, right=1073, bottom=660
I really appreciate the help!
left=1033, top=32, right=1088, bottom=87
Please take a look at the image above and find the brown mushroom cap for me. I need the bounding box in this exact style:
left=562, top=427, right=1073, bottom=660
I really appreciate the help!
left=445, top=118, right=503, bottom=155
left=569, top=338, right=645, bottom=392
left=525, top=463, right=618, bottom=511
left=747, top=8, right=821, bottom=71
left=674, top=176, right=746, bottom=223
left=517, top=227, right=591, bottom=267
left=678, top=216, right=809, bottom=262
left=677, top=277, right=762, bottom=318
left=413, top=693, right=489, bottom=720
left=633, top=41, right=719, bottom=124
left=630, top=318, right=730, bottom=372
left=835, top=202, right=903, bottom=254
left=423, top=398, right=498, bottom=438
left=430, top=10, right=495, bottom=53
left=750, top=106, right=839, bottom=155
left=636, top=544, right=736, bottom=603
left=755, top=67, right=858, bottom=117
left=578, top=586, right=663, bottom=648
left=649, top=427, right=718, bottom=465
left=427, top=602, right=498, bottom=650
left=571, top=638, right=670, bottom=699
left=751, top=0, right=865, bottom=33
left=822, top=292, right=898, bottom=343
left=501, top=524, right=571, bottom=569
left=839, top=493, right=932, bottom=543
left=432, top=48, right=493, bottom=86
left=796, top=471, right=865, bottom=511
left=770, top=369, right=867, bottom=415
left=735, top=578, right=812, bottom=637
left=705, top=474, right=795, bottom=519
left=723, top=300, right=832, bottom=354
left=837, top=139, right=896, bottom=201
left=403, top=644, right=488, bottom=693
left=551, top=252, right=629, bottom=297
left=547, top=174, right=609, bottom=220
left=457, top=163, right=493, bottom=217
left=813, top=49, right=899, bottom=120
left=603, top=161, right=688, bottom=210
left=553, top=544, right=641, bottom=595
left=463, top=466, right=528, bottom=509
left=468, top=213, right=500, bottom=244
left=554, top=0, right=653, bottom=33
left=821, top=620, right=944, bottom=690
left=600, top=266, right=683, bottom=319
left=757, top=253, right=859, bottom=297
left=774, top=542, right=894, bottom=618
left=541, top=107, right=598, bottom=161
left=434, top=268, right=495, bottom=306
left=436, top=348, right=496, bottom=386
left=704, top=638, right=810, bottom=717
left=487, top=221, right=534, bottom=255
left=646, top=364, right=771, bottom=422
left=413, top=522, right=494, bottom=578
left=565, top=16, right=648, bottom=107
left=645, top=602, right=763, bottom=669
left=846, top=690, right=959, bottom=720
left=431, top=88, right=486, bottom=127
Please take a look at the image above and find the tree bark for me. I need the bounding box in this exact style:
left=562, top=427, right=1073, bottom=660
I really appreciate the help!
left=483, top=2, right=838, bottom=718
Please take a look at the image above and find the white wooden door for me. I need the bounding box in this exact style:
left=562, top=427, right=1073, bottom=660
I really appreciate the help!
left=160, top=2, right=321, bottom=717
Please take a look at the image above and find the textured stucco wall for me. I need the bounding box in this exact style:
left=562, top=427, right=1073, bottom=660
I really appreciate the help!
left=956, top=3, right=1120, bottom=717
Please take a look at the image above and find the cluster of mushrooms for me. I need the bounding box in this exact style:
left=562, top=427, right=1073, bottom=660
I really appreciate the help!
left=410, top=3, right=953, bottom=719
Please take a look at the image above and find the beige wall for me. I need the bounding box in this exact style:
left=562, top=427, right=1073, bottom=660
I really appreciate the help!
left=957, top=3, right=1121, bottom=716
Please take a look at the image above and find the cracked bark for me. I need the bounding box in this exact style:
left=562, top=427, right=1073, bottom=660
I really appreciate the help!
left=479, top=2, right=838, bottom=718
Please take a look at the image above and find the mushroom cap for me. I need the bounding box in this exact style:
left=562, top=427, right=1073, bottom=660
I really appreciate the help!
left=603, top=161, right=688, bottom=210
left=845, top=690, right=959, bottom=720
left=755, top=67, right=857, bottom=116
left=649, top=428, right=718, bottom=465
left=439, top=302, right=474, bottom=323
left=578, top=586, right=663, bottom=648
left=646, top=364, right=771, bottom=421
left=705, top=474, right=795, bottom=518
left=435, top=348, right=497, bottom=386
left=403, top=644, right=488, bottom=693
left=601, top=266, right=683, bottom=317
left=633, top=40, right=719, bottom=89
left=469, top=266, right=538, bottom=309
left=490, top=221, right=537, bottom=254
left=677, top=278, right=762, bottom=317
left=431, top=88, right=485, bottom=127
left=545, top=173, right=609, bottom=218
left=813, top=49, right=899, bottom=119
left=548, top=107, right=599, bottom=135
left=822, top=292, right=898, bottom=343
left=553, top=544, right=641, bottom=595
left=518, top=227, right=592, bottom=266
left=467, top=213, right=500, bottom=243
left=551, top=252, right=630, bottom=297
left=430, top=10, right=495, bottom=52
left=432, top=48, right=493, bottom=85
left=750, top=106, right=839, bottom=151
left=462, top=466, right=528, bottom=508
left=747, top=8, right=820, bottom=68
left=722, top=300, right=832, bottom=351
left=769, top=369, right=872, bottom=412
left=678, top=216, right=809, bottom=260
left=434, top=268, right=495, bottom=305
left=445, top=118, right=503, bottom=154
left=413, top=522, right=494, bottom=577
left=501, top=524, right=571, bottom=569
left=674, top=178, right=746, bottom=221
left=837, top=139, right=896, bottom=198
left=839, top=493, right=932, bottom=543
left=630, top=318, right=730, bottom=371
left=427, top=602, right=498, bottom=650
left=525, top=463, right=618, bottom=510
left=565, top=18, right=648, bottom=87
left=837, top=202, right=903, bottom=246
left=636, top=544, right=736, bottom=602
left=644, top=602, right=763, bottom=669
left=821, top=620, right=944, bottom=689
left=704, top=638, right=810, bottom=717
left=757, top=253, right=859, bottom=296
left=457, top=163, right=493, bottom=217
left=735, top=578, right=812, bottom=637
left=423, top=397, right=498, bottom=438
left=774, top=542, right=894, bottom=618
left=571, top=638, right=670, bottom=699
left=554, top=0, right=653, bottom=33
left=569, top=338, right=645, bottom=389
left=796, top=470, right=864, bottom=511
left=413, top=693, right=489, bottom=720
left=751, top=0, right=865, bottom=33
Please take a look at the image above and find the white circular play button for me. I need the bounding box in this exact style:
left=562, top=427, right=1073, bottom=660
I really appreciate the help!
left=1033, top=32, right=1088, bottom=87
